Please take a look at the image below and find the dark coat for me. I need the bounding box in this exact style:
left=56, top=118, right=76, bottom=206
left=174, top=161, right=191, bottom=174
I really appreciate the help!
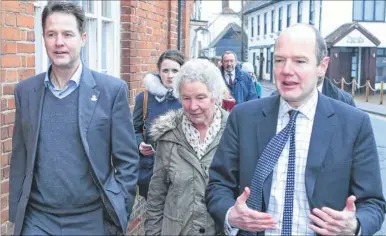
left=132, top=74, right=181, bottom=193
left=10, top=66, right=139, bottom=235
left=221, top=65, right=259, bottom=104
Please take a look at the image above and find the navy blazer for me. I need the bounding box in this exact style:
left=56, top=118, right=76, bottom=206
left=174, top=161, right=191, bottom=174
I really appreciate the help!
left=221, top=65, right=259, bottom=104
left=9, top=66, right=139, bottom=235
left=206, top=93, right=385, bottom=235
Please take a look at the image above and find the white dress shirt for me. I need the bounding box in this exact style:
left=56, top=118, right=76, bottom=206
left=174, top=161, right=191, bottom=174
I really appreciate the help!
left=226, top=71, right=235, bottom=85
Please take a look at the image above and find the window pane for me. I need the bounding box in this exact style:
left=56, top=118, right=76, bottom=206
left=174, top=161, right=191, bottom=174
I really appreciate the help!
left=101, top=22, right=112, bottom=73
left=353, top=1, right=364, bottom=20
left=102, top=1, right=111, bottom=18
left=364, top=0, right=375, bottom=21
left=81, top=20, right=91, bottom=66
left=375, top=0, right=385, bottom=21
left=82, top=19, right=96, bottom=68
left=251, top=17, right=254, bottom=37
left=82, top=1, right=94, bottom=14
left=310, top=0, right=315, bottom=11
left=287, top=4, right=292, bottom=17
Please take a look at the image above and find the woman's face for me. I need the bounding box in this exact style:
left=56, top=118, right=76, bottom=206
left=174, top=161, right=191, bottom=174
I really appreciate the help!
left=159, top=59, right=181, bottom=88
left=180, top=81, right=216, bottom=127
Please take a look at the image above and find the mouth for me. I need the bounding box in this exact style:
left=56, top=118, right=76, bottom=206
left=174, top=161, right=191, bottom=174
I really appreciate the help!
left=190, top=113, right=202, bottom=117
left=282, top=81, right=299, bottom=89
left=54, top=51, right=68, bottom=56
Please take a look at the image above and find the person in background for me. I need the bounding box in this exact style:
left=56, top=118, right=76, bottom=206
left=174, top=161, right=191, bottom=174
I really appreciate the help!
left=145, top=59, right=229, bottom=235
left=242, top=62, right=262, bottom=98
left=220, top=51, right=258, bottom=104
left=10, top=2, right=139, bottom=235
left=133, top=49, right=185, bottom=199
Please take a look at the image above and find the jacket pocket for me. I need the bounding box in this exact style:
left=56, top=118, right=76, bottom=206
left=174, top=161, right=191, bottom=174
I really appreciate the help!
left=88, top=118, right=110, bottom=130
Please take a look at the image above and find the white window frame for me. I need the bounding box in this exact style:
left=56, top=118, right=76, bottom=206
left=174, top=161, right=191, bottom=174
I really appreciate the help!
left=34, top=0, right=120, bottom=77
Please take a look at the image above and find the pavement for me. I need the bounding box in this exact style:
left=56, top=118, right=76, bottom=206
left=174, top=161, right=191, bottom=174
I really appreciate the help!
left=258, top=80, right=386, bottom=117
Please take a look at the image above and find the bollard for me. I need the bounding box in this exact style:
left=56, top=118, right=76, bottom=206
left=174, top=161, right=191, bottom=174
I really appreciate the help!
left=365, top=80, right=369, bottom=102
left=381, top=81, right=384, bottom=105
left=352, top=79, right=356, bottom=97
left=341, top=77, right=344, bottom=90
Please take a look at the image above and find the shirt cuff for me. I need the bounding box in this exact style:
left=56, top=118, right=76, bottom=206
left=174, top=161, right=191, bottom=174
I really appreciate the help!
left=224, top=207, right=239, bottom=236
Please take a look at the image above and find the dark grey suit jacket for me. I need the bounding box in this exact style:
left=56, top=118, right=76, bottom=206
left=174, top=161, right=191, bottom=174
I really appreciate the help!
left=9, top=66, right=139, bottom=235
left=206, top=94, right=385, bottom=235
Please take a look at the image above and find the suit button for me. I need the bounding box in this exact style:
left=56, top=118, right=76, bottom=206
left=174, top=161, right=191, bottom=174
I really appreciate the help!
left=199, top=228, right=205, bottom=234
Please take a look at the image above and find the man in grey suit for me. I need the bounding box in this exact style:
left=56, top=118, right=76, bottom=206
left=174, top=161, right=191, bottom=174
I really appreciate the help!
left=206, top=24, right=385, bottom=235
left=9, top=2, right=139, bottom=235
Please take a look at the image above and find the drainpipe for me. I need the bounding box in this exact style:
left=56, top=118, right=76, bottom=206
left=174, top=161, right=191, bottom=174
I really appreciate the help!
left=177, top=0, right=182, bottom=50
left=241, top=0, right=244, bottom=61
left=318, top=0, right=322, bottom=32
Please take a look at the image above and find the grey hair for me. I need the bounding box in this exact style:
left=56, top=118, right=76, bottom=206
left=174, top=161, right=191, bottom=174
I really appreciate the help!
left=173, top=59, right=227, bottom=101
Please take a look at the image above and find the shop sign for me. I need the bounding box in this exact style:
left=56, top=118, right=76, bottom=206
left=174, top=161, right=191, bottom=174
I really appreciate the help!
left=335, top=29, right=376, bottom=47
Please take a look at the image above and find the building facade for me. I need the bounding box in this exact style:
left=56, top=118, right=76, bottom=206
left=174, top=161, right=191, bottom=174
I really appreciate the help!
left=244, top=0, right=386, bottom=90
left=0, top=0, right=192, bottom=234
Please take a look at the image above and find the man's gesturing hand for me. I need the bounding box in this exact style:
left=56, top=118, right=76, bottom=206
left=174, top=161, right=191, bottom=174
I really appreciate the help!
left=309, top=195, right=358, bottom=235
left=228, top=187, right=276, bottom=232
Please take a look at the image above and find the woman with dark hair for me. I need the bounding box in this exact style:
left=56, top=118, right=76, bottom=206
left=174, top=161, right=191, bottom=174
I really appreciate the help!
left=133, top=49, right=185, bottom=199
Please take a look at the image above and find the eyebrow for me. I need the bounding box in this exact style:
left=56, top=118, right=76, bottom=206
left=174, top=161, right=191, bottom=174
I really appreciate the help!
left=274, top=55, right=309, bottom=60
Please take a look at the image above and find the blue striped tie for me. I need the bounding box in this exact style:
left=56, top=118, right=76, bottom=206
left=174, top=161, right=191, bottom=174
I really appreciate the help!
left=240, top=110, right=299, bottom=236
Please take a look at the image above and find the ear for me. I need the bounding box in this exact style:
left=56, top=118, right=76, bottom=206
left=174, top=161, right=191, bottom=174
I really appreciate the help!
left=81, top=32, right=87, bottom=47
left=317, top=57, right=330, bottom=77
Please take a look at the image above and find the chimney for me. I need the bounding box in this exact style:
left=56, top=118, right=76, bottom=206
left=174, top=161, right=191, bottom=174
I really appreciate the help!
left=222, top=0, right=229, bottom=10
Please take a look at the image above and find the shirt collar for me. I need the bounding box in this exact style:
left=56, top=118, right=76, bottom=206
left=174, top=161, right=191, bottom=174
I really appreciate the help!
left=317, top=81, right=323, bottom=93
left=278, top=89, right=318, bottom=121
left=44, top=63, right=83, bottom=88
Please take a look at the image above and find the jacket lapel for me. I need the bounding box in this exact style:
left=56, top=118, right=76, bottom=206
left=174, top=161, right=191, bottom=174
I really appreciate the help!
left=305, top=94, right=336, bottom=208
left=78, top=67, right=100, bottom=157
left=255, top=96, right=280, bottom=210
left=28, top=75, right=46, bottom=164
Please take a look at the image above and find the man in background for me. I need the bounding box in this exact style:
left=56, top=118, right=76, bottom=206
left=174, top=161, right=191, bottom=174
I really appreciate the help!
left=220, top=51, right=258, bottom=104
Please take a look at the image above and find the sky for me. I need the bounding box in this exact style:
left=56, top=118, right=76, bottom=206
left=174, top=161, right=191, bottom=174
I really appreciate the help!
left=200, top=0, right=242, bottom=21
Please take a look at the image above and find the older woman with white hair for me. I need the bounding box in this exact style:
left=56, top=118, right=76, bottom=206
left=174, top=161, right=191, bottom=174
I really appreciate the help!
left=144, top=59, right=228, bottom=235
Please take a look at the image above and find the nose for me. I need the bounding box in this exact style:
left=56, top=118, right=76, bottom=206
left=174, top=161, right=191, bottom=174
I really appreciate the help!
left=189, top=99, right=199, bottom=111
left=282, top=60, right=294, bottom=75
left=55, top=34, right=64, bottom=46
left=167, top=71, right=174, bottom=78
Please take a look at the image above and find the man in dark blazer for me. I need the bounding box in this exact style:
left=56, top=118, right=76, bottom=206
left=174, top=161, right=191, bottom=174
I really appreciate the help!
left=9, top=2, right=139, bottom=235
left=221, top=51, right=259, bottom=104
left=206, top=24, right=385, bottom=235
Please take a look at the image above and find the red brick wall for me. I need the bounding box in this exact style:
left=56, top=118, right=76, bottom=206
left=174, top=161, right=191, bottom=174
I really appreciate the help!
left=0, top=1, right=35, bottom=234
